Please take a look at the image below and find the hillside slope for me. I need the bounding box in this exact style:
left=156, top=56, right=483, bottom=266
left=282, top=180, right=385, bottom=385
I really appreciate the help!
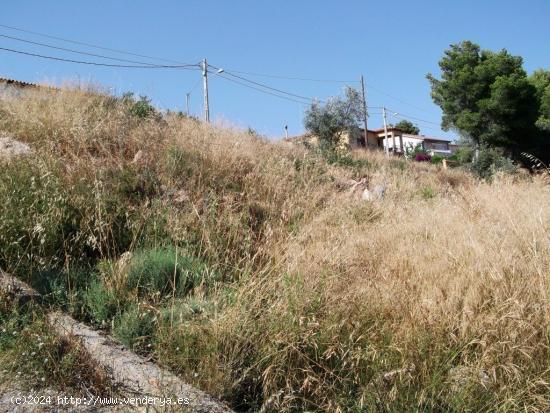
left=1, top=87, right=549, bottom=412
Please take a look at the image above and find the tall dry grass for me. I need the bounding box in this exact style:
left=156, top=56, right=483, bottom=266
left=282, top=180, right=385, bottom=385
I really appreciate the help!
left=1, top=86, right=549, bottom=412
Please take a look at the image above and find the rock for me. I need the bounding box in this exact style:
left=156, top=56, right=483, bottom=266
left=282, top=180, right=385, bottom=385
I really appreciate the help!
left=448, top=366, right=491, bottom=394
left=361, top=188, right=372, bottom=201
left=172, top=189, right=190, bottom=204
left=0, top=270, right=40, bottom=305
left=362, top=184, right=386, bottom=201
left=131, top=150, right=144, bottom=164
left=0, top=135, right=32, bottom=159
left=373, top=184, right=386, bottom=198
left=375, top=365, right=415, bottom=386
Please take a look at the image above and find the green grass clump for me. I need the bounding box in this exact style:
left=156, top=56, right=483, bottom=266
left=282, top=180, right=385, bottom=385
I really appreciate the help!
left=84, top=279, right=122, bottom=325
left=126, top=246, right=217, bottom=300
left=113, top=304, right=157, bottom=353
left=421, top=185, right=436, bottom=199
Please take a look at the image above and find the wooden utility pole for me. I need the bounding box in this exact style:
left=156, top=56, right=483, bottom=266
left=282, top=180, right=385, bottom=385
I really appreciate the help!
left=382, top=106, right=389, bottom=157
left=360, top=75, right=368, bottom=147
left=202, top=58, right=210, bottom=123
left=185, top=92, right=190, bottom=117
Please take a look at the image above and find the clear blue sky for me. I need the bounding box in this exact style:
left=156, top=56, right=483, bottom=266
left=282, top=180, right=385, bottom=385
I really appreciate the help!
left=2, top=1, right=549, bottom=140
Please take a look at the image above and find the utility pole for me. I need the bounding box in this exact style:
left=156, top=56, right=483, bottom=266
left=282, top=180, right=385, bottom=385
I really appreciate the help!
left=382, top=106, right=389, bottom=157
left=202, top=58, right=210, bottom=123
left=360, top=75, right=368, bottom=147
left=185, top=92, right=190, bottom=117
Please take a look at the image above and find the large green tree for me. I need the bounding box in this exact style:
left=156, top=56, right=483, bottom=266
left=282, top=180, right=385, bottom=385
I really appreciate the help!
left=530, top=69, right=550, bottom=132
left=393, top=119, right=420, bottom=135
left=428, top=41, right=549, bottom=162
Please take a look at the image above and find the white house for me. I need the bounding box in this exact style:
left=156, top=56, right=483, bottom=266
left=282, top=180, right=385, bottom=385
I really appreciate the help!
left=371, top=127, right=454, bottom=156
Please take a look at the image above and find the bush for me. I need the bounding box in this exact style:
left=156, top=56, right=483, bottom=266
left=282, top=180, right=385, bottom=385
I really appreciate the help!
left=422, top=186, right=436, bottom=199
left=405, top=143, right=431, bottom=162
left=121, top=92, right=156, bottom=119
left=126, top=247, right=217, bottom=300
left=415, top=152, right=432, bottom=162
left=450, top=146, right=474, bottom=164
left=113, top=304, right=157, bottom=352
left=84, top=280, right=122, bottom=325
left=469, top=147, right=517, bottom=179
left=321, top=148, right=370, bottom=169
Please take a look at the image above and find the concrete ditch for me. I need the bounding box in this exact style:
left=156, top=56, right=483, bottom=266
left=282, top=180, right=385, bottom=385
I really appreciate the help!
left=0, top=271, right=234, bottom=413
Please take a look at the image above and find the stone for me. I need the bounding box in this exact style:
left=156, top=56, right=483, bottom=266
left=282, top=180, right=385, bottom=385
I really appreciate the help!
left=173, top=189, right=190, bottom=204
left=0, top=270, right=40, bottom=305
left=0, top=135, right=32, bottom=159
left=131, top=150, right=144, bottom=164
left=362, top=184, right=386, bottom=201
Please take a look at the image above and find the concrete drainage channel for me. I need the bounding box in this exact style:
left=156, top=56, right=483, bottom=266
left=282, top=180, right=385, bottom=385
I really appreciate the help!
left=0, top=271, right=234, bottom=413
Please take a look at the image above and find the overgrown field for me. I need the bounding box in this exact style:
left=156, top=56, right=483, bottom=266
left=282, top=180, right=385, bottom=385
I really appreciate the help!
left=1, top=87, right=549, bottom=412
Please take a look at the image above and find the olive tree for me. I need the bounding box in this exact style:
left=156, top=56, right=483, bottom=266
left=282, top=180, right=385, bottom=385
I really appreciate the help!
left=303, top=87, right=363, bottom=150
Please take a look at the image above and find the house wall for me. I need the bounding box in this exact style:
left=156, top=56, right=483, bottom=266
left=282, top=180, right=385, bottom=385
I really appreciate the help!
left=288, top=129, right=454, bottom=156
left=346, top=128, right=379, bottom=149
left=378, top=133, right=453, bottom=156
left=381, top=134, right=423, bottom=152
left=290, top=128, right=379, bottom=151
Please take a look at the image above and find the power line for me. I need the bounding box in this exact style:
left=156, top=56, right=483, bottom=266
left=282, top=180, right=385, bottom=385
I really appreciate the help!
left=219, top=65, right=437, bottom=118
left=212, top=72, right=311, bottom=105
left=213, top=68, right=359, bottom=84
left=387, top=109, right=441, bottom=126
left=0, top=46, right=200, bottom=69
left=213, top=66, right=388, bottom=109
left=209, top=65, right=325, bottom=103
left=187, top=78, right=202, bottom=94
left=0, top=32, right=172, bottom=67
left=214, top=66, right=387, bottom=109
left=0, top=23, right=194, bottom=66
left=366, top=83, right=434, bottom=114
left=0, top=22, right=445, bottom=129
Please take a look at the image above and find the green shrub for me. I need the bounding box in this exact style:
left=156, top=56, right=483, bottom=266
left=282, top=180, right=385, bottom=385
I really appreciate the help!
left=431, top=155, right=445, bottom=164
left=113, top=304, right=157, bottom=352
left=29, top=267, right=89, bottom=313
left=451, top=146, right=474, bottom=164
left=126, top=247, right=217, bottom=300
left=159, top=296, right=217, bottom=327
left=422, top=186, right=436, bottom=199
left=121, top=92, right=155, bottom=119
left=469, top=147, right=517, bottom=179
left=84, top=280, right=122, bottom=325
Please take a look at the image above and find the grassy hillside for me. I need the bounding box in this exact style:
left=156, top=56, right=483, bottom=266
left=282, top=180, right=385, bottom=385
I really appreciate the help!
left=1, top=87, right=549, bottom=412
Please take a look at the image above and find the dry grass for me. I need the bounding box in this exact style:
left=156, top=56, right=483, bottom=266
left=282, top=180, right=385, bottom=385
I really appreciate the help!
left=1, top=86, right=549, bottom=412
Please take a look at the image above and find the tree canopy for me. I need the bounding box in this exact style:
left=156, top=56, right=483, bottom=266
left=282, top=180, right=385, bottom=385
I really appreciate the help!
left=303, top=87, right=363, bottom=150
left=393, top=120, right=420, bottom=135
left=428, top=41, right=549, bottom=163
left=530, top=69, right=550, bottom=132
